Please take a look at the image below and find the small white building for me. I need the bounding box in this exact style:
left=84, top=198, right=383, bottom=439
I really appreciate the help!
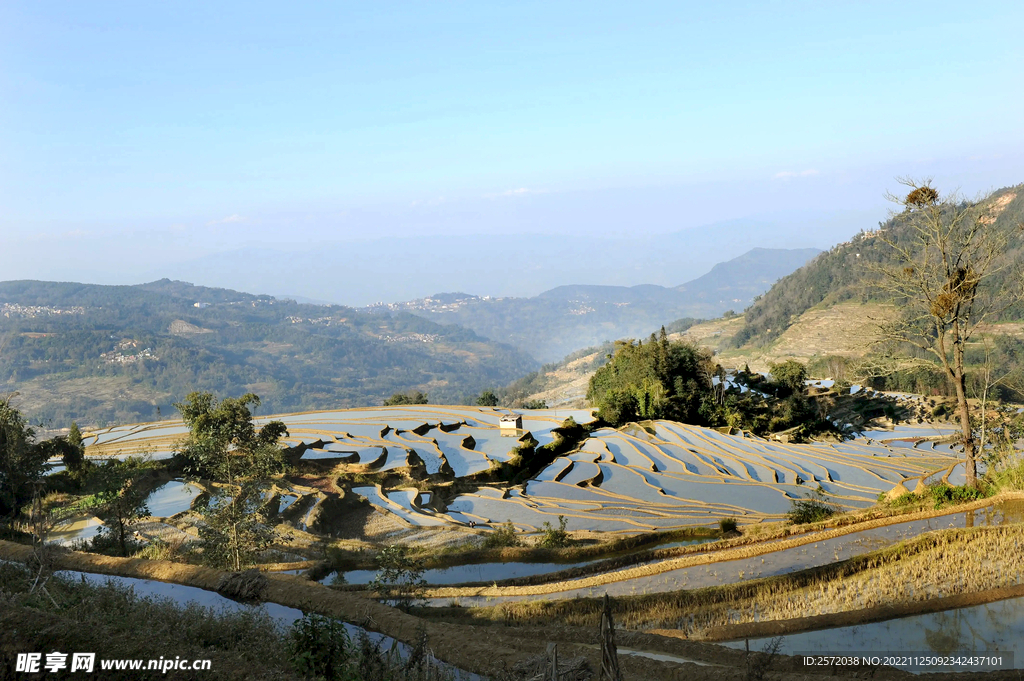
left=194, top=302, right=211, bottom=309
left=499, top=414, right=523, bottom=432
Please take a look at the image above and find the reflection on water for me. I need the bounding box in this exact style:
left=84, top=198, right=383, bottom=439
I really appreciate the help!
left=424, top=500, right=1024, bottom=607
left=146, top=480, right=201, bottom=517
left=325, top=560, right=599, bottom=586
left=48, top=516, right=104, bottom=545
left=720, top=596, right=1024, bottom=672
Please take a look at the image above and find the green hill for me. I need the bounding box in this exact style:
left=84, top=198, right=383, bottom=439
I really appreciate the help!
left=732, top=185, right=1024, bottom=348
left=0, top=280, right=538, bottom=427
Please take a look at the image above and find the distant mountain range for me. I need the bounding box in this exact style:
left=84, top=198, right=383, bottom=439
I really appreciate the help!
left=0, top=280, right=537, bottom=427
left=0, top=246, right=820, bottom=426
left=7, top=216, right=841, bottom=309
left=379, top=247, right=820, bottom=361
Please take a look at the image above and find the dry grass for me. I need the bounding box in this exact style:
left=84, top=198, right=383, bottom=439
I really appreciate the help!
left=428, top=523, right=1024, bottom=640
left=416, top=493, right=1010, bottom=600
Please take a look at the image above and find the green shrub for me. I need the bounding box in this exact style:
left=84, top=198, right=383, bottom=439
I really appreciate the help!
left=927, top=483, right=987, bottom=508
left=289, top=613, right=352, bottom=680
left=787, top=489, right=838, bottom=524
left=538, top=515, right=573, bottom=548
left=718, top=517, right=738, bottom=533
left=483, top=520, right=521, bottom=548
left=887, top=491, right=920, bottom=507
left=985, top=450, right=1024, bottom=492
left=369, top=545, right=426, bottom=611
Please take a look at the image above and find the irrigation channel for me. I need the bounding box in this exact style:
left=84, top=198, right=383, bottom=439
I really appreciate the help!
left=417, top=499, right=1024, bottom=606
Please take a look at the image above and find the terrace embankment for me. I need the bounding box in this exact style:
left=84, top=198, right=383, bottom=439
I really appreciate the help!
left=0, top=540, right=887, bottom=681
left=702, top=580, right=1024, bottom=642
left=416, top=492, right=1020, bottom=600
left=422, top=518, right=1024, bottom=645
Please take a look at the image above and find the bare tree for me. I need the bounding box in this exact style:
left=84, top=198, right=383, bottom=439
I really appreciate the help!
left=870, top=178, right=1023, bottom=486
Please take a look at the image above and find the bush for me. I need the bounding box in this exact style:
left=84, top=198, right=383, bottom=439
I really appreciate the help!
left=769, top=360, right=808, bottom=395
left=369, top=545, right=426, bottom=611
left=718, top=517, right=738, bottom=533
left=483, top=520, right=521, bottom=548
left=787, top=489, right=838, bottom=524
left=538, top=515, right=573, bottom=548
left=383, top=391, right=428, bottom=406
left=289, top=613, right=353, bottom=680
left=987, top=456, right=1024, bottom=492
left=927, top=483, right=987, bottom=508
left=886, top=491, right=920, bottom=507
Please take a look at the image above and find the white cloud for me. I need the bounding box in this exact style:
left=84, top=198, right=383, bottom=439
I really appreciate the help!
left=773, top=169, right=819, bottom=180
left=484, top=187, right=547, bottom=199
left=205, top=214, right=245, bottom=226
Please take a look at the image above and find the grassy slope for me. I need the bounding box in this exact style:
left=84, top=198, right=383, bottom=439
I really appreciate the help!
left=733, top=184, right=1024, bottom=348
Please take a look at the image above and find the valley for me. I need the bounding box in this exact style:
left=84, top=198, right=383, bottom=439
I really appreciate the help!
left=6, top=186, right=1024, bottom=679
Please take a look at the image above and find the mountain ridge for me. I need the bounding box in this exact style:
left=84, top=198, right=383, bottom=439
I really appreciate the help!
left=385, top=247, right=821, bottom=361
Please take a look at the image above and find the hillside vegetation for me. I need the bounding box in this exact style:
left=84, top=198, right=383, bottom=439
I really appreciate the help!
left=734, top=186, right=1024, bottom=348
left=0, top=280, right=537, bottom=427
left=723, top=184, right=1024, bottom=399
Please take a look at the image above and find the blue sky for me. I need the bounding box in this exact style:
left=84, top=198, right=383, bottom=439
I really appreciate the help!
left=1, top=2, right=1023, bottom=300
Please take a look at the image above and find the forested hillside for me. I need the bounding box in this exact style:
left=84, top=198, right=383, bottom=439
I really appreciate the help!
left=0, top=280, right=537, bottom=427
left=733, top=185, right=1024, bottom=348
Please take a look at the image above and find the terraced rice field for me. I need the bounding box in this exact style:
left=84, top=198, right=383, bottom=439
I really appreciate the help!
left=83, top=407, right=965, bottom=536
left=442, top=420, right=962, bottom=534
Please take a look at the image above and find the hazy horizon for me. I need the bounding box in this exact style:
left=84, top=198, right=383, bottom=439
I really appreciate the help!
left=3, top=2, right=1022, bottom=303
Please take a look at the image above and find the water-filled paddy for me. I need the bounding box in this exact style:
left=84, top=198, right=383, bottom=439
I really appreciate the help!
left=49, top=516, right=104, bottom=545
left=58, top=570, right=304, bottom=626
left=145, top=480, right=201, bottom=517
left=353, top=486, right=448, bottom=527
left=720, top=596, right=1024, bottom=672
left=424, top=503, right=1018, bottom=607
left=324, top=560, right=601, bottom=586
left=44, top=568, right=477, bottom=677
left=83, top=409, right=965, bottom=536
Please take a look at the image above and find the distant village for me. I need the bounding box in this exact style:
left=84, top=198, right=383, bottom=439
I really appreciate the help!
left=100, top=339, right=157, bottom=365
left=1, top=302, right=85, bottom=318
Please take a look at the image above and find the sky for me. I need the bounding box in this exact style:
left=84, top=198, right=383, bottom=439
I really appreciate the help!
left=2, top=2, right=1023, bottom=303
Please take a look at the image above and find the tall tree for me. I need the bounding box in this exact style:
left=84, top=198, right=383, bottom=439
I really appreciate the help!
left=872, top=179, right=1024, bottom=486
left=95, top=458, right=150, bottom=556
left=175, top=392, right=288, bottom=570
left=0, top=397, right=51, bottom=531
